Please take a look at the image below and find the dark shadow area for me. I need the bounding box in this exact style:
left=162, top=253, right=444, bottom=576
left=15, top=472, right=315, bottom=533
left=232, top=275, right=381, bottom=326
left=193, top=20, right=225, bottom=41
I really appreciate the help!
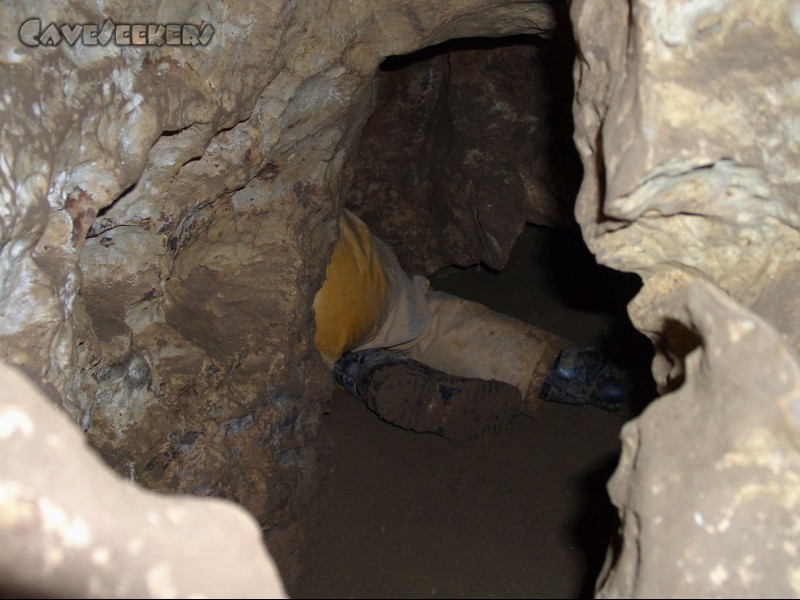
left=570, top=451, right=623, bottom=599
left=544, top=226, right=659, bottom=417
left=431, top=221, right=658, bottom=419
left=545, top=0, right=584, bottom=213
left=0, top=584, right=51, bottom=599
left=657, top=318, right=703, bottom=393
left=380, top=33, right=550, bottom=72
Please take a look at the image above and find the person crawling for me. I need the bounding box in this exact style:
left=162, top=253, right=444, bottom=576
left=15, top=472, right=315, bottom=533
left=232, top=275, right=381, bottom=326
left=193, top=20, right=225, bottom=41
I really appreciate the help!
left=313, top=209, right=630, bottom=445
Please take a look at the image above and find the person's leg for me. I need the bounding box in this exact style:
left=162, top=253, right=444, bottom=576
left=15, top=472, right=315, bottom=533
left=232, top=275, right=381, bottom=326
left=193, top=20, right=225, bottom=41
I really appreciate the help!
left=327, top=227, right=525, bottom=444
left=335, top=235, right=629, bottom=441
left=337, top=293, right=632, bottom=437
left=394, top=289, right=571, bottom=416
left=345, top=224, right=571, bottom=410
left=537, top=344, right=631, bottom=414
left=333, top=348, right=523, bottom=445
left=346, top=228, right=630, bottom=418
left=320, top=211, right=630, bottom=444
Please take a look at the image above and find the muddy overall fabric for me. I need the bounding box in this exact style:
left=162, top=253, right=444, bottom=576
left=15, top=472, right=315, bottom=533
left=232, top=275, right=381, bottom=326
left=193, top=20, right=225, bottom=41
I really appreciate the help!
left=312, top=209, right=572, bottom=442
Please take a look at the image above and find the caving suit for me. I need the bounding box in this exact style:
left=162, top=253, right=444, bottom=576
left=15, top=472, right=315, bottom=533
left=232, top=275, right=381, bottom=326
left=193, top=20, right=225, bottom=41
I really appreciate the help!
left=312, top=209, right=571, bottom=413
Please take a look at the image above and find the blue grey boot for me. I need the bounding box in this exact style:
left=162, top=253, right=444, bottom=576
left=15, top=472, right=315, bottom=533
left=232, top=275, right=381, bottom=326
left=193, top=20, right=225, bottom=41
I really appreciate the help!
left=538, top=346, right=631, bottom=416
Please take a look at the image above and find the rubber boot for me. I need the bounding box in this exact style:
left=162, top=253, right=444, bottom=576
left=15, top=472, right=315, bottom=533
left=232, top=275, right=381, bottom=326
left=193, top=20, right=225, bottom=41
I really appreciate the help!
left=333, top=349, right=523, bottom=445
left=537, top=346, right=631, bottom=416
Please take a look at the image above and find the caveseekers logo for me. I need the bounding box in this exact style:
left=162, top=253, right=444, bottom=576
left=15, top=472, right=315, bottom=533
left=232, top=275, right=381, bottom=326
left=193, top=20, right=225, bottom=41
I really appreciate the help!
left=19, top=18, right=215, bottom=47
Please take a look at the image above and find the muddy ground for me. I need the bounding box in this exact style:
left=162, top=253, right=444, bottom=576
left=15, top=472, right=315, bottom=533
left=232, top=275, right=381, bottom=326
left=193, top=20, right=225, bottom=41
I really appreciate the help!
left=289, top=224, right=656, bottom=599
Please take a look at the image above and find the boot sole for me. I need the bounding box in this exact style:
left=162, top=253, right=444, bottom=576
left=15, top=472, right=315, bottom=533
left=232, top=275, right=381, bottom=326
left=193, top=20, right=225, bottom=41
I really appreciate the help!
left=360, top=360, right=523, bottom=446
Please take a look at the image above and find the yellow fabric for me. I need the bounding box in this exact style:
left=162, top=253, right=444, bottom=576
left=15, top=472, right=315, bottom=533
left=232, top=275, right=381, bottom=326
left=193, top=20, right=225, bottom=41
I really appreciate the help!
left=313, top=210, right=390, bottom=363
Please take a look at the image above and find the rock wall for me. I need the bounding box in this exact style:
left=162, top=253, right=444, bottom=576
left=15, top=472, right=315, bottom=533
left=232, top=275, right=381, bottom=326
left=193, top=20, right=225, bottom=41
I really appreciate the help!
left=570, top=0, right=800, bottom=596
left=344, top=34, right=578, bottom=276
left=0, top=0, right=555, bottom=591
left=0, top=362, right=288, bottom=599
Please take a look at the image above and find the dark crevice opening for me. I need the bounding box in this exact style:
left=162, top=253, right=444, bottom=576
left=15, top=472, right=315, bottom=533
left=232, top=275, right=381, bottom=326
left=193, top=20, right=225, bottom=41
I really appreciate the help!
left=294, top=16, right=658, bottom=600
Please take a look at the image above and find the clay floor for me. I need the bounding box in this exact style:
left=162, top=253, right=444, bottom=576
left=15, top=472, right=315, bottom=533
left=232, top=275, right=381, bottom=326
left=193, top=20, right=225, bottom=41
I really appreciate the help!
left=289, top=224, right=657, bottom=599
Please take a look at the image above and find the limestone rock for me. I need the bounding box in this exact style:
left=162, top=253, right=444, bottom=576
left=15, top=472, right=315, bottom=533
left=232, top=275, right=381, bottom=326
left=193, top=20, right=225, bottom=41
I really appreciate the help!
left=571, top=0, right=800, bottom=596
left=0, top=362, right=287, bottom=598
left=344, top=36, right=574, bottom=276
left=598, top=281, right=800, bottom=598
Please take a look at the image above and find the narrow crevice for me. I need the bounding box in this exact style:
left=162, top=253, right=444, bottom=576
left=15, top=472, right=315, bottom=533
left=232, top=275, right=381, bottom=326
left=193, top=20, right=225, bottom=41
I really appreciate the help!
left=294, top=23, right=658, bottom=598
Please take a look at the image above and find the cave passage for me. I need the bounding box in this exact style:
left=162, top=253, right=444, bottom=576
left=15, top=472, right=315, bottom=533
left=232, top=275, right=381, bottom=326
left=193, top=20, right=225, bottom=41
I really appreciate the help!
left=341, top=30, right=657, bottom=419
left=291, top=29, right=658, bottom=599
left=291, top=224, right=655, bottom=599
